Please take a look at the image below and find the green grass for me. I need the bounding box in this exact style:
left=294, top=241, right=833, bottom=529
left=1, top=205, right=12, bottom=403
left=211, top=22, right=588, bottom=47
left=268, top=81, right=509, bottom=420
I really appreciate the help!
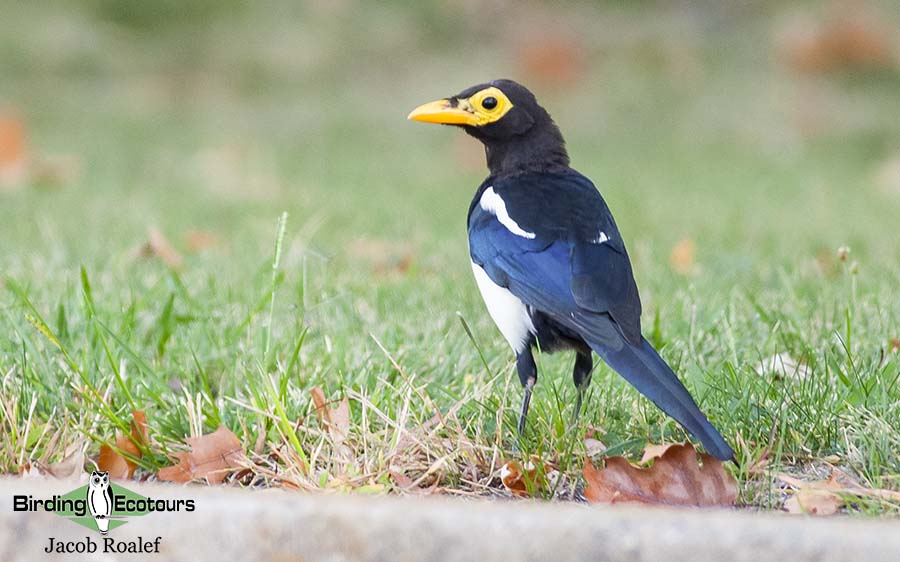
left=1, top=2, right=899, bottom=513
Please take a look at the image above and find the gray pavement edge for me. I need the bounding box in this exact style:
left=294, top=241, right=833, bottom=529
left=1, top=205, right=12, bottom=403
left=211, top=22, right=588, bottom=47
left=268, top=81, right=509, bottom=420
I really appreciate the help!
left=2, top=477, right=899, bottom=562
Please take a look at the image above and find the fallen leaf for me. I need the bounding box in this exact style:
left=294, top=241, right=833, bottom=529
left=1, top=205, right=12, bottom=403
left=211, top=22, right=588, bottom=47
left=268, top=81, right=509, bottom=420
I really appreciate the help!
left=584, top=437, right=606, bottom=457
left=500, top=458, right=543, bottom=497
left=890, top=339, right=900, bottom=353
left=784, top=488, right=844, bottom=515
left=778, top=468, right=900, bottom=515
left=779, top=471, right=846, bottom=515
left=253, top=422, right=267, bottom=456
left=776, top=6, right=898, bottom=74
left=184, top=229, right=220, bottom=253
left=138, top=227, right=184, bottom=270
left=98, top=444, right=133, bottom=479
left=157, top=426, right=246, bottom=484
left=0, top=111, right=27, bottom=190
left=639, top=443, right=678, bottom=465
left=46, top=441, right=86, bottom=479
left=584, top=442, right=738, bottom=507
left=98, top=410, right=148, bottom=479
left=310, top=386, right=350, bottom=445
left=20, top=440, right=86, bottom=480
left=669, top=238, right=696, bottom=275
left=0, top=111, right=25, bottom=164
left=389, top=469, right=415, bottom=490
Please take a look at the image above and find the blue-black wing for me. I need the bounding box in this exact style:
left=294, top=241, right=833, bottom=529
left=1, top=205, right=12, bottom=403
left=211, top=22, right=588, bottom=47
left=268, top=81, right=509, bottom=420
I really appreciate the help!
left=468, top=170, right=641, bottom=344
left=468, top=170, right=734, bottom=460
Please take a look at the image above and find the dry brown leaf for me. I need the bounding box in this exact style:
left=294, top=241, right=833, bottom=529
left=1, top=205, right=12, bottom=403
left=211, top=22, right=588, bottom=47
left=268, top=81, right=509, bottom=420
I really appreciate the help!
left=777, top=6, right=897, bottom=74
left=252, top=422, right=267, bottom=456
left=669, top=238, right=696, bottom=275
left=184, top=229, right=220, bottom=253
left=778, top=468, right=900, bottom=514
left=46, top=441, right=85, bottom=479
left=138, top=227, right=184, bottom=270
left=584, top=437, right=607, bottom=457
left=784, top=488, right=844, bottom=515
left=389, top=469, right=416, bottom=491
left=20, top=440, right=85, bottom=479
left=500, top=459, right=542, bottom=497
left=157, top=426, right=246, bottom=484
left=584, top=443, right=738, bottom=507
left=0, top=112, right=25, bottom=165
left=890, top=338, right=900, bottom=353
left=98, top=444, right=133, bottom=480
left=639, top=443, right=678, bottom=465
left=0, top=111, right=27, bottom=190
left=779, top=471, right=846, bottom=515
left=98, top=410, right=148, bottom=480
left=0, top=111, right=79, bottom=190
left=310, top=386, right=350, bottom=445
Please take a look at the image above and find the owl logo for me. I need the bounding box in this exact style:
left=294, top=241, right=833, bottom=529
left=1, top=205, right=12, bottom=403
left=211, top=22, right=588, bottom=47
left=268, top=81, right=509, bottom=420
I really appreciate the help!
left=87, top=470, right=114, bottom=535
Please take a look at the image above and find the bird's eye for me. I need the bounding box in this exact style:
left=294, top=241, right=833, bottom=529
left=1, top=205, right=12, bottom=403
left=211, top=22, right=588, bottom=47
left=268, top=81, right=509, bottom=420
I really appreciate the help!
left=481, top=96, right=498, bottom=110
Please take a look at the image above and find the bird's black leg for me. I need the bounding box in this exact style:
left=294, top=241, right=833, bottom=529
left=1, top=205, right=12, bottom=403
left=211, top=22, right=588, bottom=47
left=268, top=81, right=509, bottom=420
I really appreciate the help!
left=571, top=351, right=593, bottom=426
left=516, top=348, right=537, bottom=435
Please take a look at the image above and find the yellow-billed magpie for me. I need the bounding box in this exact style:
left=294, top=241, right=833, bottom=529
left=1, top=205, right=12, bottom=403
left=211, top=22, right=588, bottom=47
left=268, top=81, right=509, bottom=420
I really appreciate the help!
left=409, top=79, right=734, bottom=461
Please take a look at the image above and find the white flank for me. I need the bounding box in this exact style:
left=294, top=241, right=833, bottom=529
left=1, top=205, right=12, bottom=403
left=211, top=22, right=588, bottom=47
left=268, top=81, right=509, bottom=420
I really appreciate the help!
left=479, top=187, right=536, bottom=239
left=471, top=262, right=535, bottom=352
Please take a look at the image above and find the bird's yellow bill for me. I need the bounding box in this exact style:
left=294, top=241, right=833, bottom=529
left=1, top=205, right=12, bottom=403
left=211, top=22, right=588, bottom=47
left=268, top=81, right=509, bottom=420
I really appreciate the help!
left=407, top=99, right=478, bottom=126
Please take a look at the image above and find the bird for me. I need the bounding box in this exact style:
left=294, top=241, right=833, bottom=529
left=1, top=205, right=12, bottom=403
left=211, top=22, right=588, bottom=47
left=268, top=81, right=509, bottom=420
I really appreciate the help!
left=408, top=79, right=734, bottom=461
left=87, top=470, right=113, bottom=535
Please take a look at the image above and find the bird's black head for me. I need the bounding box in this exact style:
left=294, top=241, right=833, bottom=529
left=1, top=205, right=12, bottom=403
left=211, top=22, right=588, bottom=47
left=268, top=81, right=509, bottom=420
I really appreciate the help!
left=408, top=79, right=569, bottom=178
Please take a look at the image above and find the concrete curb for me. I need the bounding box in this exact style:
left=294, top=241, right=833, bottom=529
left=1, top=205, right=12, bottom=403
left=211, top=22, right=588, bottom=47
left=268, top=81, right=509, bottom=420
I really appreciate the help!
left=2, top=478, right=899, bottom=561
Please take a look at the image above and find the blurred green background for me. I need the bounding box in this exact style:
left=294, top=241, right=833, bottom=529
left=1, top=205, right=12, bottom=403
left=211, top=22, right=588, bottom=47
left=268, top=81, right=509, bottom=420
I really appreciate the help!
left=1, top=0, right=899, bottom=504
left=3, top=0, right=900, bottom=266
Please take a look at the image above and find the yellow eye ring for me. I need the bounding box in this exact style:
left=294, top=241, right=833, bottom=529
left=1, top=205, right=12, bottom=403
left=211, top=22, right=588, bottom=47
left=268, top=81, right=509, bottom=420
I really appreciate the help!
left=467, top=86, right=513, bottom=125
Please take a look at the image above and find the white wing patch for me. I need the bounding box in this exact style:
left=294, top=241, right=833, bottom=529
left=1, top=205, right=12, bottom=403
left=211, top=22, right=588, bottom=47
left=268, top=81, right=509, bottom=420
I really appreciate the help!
left=471, top=262, right=535, bottom=353
left=591, top=231, right=609, bottom=244
left=479, top=187, right=536, bottom=239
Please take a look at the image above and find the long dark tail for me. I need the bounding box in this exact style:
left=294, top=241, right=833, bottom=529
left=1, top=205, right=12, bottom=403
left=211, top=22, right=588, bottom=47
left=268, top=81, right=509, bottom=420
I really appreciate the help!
left=587, top=334, right=734, bottom=461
